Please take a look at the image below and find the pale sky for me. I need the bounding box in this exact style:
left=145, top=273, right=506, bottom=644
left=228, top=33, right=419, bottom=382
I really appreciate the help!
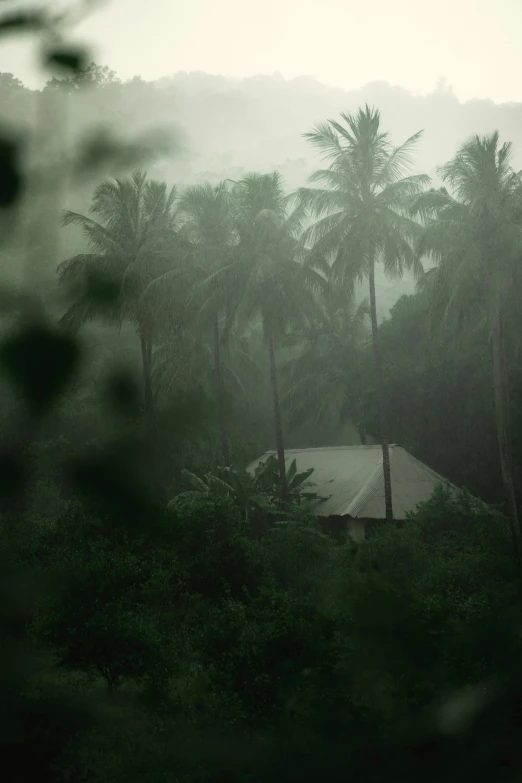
left=1, top=0, right=522, bottom=103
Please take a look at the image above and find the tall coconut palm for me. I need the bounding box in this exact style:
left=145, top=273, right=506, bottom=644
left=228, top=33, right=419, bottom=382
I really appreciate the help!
left=299, top=106, right=429, bottom=522
left=212, top=172, right=321, bottom=498
left=175, top=182, right=237, bottom=465
left=152, top=323, right=263, bottom=460
left=57, top=171, right=182, bottom=418
left=412, top=133, right=522, bottom=551
left=281, top=280, right=369, bottom=433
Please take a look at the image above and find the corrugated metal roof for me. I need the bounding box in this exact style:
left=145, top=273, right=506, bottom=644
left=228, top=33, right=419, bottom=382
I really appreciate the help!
left=246, top=445, right=457, bottom=519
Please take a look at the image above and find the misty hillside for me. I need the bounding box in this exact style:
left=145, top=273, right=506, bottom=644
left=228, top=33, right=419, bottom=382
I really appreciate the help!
left=5, top=69, right=522, bottom=315
left=156, top=72, right=522, bottom=185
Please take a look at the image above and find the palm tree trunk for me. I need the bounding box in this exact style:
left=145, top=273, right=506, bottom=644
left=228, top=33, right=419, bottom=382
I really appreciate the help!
left=268, top=333, right=287, bottom=501
left=368, top=258, right=394, bottom=523
left=492, top=307, right=521, bottom=557
left=214, top=318, right=231, bottom=467
left=139, top=330, right=154, bottom=419
left=500, top=308, right=513, bottom=460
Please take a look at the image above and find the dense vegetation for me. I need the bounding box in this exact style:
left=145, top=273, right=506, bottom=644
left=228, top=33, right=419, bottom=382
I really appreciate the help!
left=2, top=5, right=522, bottom=781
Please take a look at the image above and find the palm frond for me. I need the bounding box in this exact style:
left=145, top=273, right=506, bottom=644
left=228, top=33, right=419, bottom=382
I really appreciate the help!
left=375, top=130, right=425, bottom=187
left=303, top=122, right=345, bottom=161
left=58, top=171, right=184, bottom=341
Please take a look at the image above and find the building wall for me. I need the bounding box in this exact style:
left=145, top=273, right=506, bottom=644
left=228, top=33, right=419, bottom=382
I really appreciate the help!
left=346, top=518, right=367, bottom=542
left=319, top=515, right=368, bottom=541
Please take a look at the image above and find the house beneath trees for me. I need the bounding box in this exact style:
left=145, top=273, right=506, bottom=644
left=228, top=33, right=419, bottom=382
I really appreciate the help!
left=247, top=445, right=458, bottom=541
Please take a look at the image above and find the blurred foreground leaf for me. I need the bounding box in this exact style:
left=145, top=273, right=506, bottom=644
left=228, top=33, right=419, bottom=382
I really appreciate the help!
left=65, top=445, right=163, bottom=535
left=105, top=370, right=141, bottom=418
left=0, top=324, right=80, bottom=414
left=46, top=46, right=87, bottom=73
left=74, top=127, right=177, bottom=179
left=0, top=12, right=45, bottom=37
left=0, top=135, right=22, bottom=207
left=85, top=268, right=120, bottom=307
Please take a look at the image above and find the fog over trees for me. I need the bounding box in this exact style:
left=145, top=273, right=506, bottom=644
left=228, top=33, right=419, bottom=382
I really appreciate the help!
left=4, top=8, right=522, bottom=776
left=5, top=67, right=522, bottom=315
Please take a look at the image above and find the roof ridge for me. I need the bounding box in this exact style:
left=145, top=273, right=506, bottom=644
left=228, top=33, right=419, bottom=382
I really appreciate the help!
left=245, top=445, right=466, bottom=520
left=399, top=449, right=459, bottom=490
left=258, top=445, right=396, bottom=454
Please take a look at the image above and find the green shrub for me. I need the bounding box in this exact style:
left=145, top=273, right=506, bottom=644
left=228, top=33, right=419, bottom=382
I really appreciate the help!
left=331, top=486, right=522, bottom=722
left=167, top=497, right=268, bottom=603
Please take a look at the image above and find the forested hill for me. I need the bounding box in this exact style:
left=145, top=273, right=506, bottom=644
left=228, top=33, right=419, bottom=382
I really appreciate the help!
left=154, top=72, right=522, bottom=185
left=4, top=68, right=522, bottom=316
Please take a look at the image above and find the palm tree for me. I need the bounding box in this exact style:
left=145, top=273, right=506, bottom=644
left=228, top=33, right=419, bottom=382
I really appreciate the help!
left=57, top=171, right=182, bottom=419
left=412, top=133, right=522, bottom=551
left=213, top=172, right=321, bottom=498
left=299, top=105, right=429, bottom=522
left=152, top=326, right=263, bottom=457
left=281, top=279, right=369, bottom=435
left=175, top=182, right=237, bottom=465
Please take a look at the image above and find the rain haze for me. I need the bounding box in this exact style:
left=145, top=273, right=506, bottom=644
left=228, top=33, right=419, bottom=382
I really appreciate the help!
left=4, top=0, right=522, bottom=314
left=2, top=3, right=522, bottom=777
